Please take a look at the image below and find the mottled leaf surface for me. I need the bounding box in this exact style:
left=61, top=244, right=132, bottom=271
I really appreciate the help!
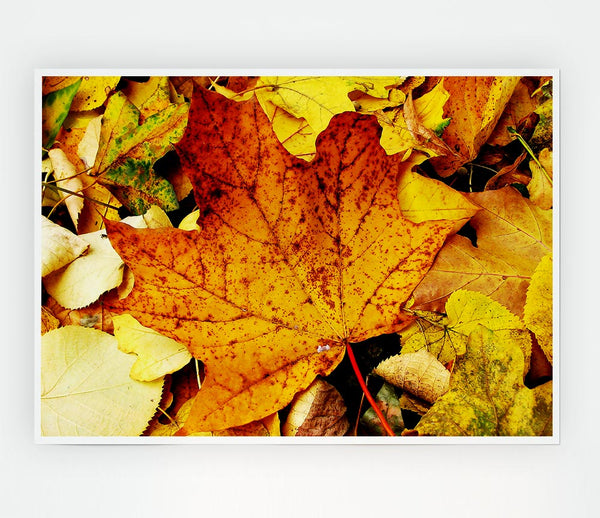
left=106, top=88, right=462, bottom=432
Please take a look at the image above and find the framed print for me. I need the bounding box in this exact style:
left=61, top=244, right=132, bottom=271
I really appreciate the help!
left=36, top=71, right=557, bottom=443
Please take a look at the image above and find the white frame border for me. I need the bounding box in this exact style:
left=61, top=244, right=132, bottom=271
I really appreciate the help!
left=35, top=68, right=559, bottom=445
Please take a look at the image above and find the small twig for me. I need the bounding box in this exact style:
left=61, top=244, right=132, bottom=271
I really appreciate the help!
left=43, top=183, right=121, bottom=211
left=468, top=162, right=498, bottom=175
left=352, top=374, right=369, bottom=436
left=508, top=127, right=553, bottom=185
left=346, top=342, right=395, bottom=437
left=156, top=406, right=180, bottom=429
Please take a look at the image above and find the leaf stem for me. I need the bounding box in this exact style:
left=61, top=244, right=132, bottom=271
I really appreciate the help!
left=346, top=342, right=395, bottom=437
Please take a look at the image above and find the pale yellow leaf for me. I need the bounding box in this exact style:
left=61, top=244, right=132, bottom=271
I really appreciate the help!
left=374, top=349, right=450, bottom=403
left=45, top=207, right=172, bottom=307
left=41, top=215, right=88, bottom=277
left=77, top=115, right=102, bottom=169
left=113, top=314, right=192, bottom=382
left=48, top=148, right=84, bottom=228
left=41, top=326, right=164, bottom=436
left=43, top=228, right=125, bottom=309
left=178, top=209, right=200, bottom=231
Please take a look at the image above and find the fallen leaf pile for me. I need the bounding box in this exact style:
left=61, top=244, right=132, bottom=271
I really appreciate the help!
left=40, top=74, right=554, bottom=437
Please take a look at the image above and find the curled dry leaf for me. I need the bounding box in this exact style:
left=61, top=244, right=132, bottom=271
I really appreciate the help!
left=41, top=215, right=88, bottom=277
left=487, top=79, right=538, bottom=147
left=106, top=87, right=464, bottom=433
left=374, top=349, right=450, bottom=403
left=378, top=81, right=451, bottom=159
left=397, top=392, right=430, bottom=416
left=282, top=378, right=349, bottom=437
left=41, top=326, right=164, bottom=436
left=41, top=306, right=60, bottom=335
left=429, top=76, right=519, bottom=177
left=77, top=114, right=102, bottom=169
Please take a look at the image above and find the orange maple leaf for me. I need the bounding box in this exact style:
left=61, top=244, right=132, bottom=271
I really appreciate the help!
left=106, top=87, right=459, bottom=433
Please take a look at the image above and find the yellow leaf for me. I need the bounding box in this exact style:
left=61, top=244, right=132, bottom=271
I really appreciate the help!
left=282, top=378, right=349, bottom=436
left=113, top=314, right=192, bottom=382
left=397, top=167, right=480, bottom=232
left=374, top=349, right=450, bottom=403
left=42, top=76, right=80, bottom=95
left=414, top=326, right=552, bottom=436
left=402, top=290, right=531, bottom=369
left=41, top=216, right=88, bottom=277
left=528, top=148, right=553, bottom=209
left=71, top=76, right=120, bottom=111
left=411, top=187, right=552, bottom=317
left=44, top=76, right=120, bottom=112
left=41, top=326, right=164, bottom=436
left=121, top=77, right=172, bottom=121
left=524, top=254, right=553, bottom=364
left=212, top=413, right=281, bottom=437
left=254, top=76, right=404, bottom=160
left=178, top=209, right=200, bottom=231
left=148, top=398, right=195, bottom=436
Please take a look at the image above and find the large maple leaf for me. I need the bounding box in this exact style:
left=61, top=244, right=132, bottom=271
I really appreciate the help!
left=106, top=87, right=459, bottom=433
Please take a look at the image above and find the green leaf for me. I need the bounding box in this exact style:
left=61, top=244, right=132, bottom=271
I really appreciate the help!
left=414, top=326, right=552, bottom=436
left=42, top=78, right=82, bottom=148
left=91, top=91, right=189, bottom=214
left=360, top=382, right=405, bottom=435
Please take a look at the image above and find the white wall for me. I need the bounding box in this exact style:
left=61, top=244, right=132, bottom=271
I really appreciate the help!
left=2, top=2, right=597, bottom=516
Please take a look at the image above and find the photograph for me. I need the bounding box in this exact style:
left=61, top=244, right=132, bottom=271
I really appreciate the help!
left=38, top=73, right=555, bottom=440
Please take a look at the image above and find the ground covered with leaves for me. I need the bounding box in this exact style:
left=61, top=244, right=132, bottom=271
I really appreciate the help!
left=40, top=75, right=553, bottom=437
